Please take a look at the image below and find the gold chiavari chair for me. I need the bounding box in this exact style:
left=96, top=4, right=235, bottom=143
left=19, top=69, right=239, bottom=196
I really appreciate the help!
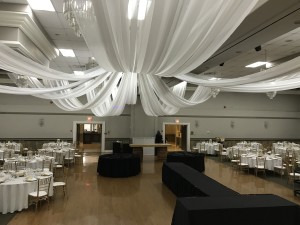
left=28, top=176, right=52, bottom=211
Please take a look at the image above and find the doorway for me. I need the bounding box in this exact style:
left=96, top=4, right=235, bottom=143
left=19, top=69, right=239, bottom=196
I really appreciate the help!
left=163, top=123, right=190, bottom=151
left=73, top=121, right=105, bottom=153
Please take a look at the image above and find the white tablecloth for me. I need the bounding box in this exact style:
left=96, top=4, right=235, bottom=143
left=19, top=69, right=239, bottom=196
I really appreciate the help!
left=240, top=154, right=282, bottom=171
left=39, top=148, right=75, bottom=164
left=205, top=143, right=219, bottom=155
left=4, top=156, right=54, bottom=171
left=0, top=174, right=53, bottom=214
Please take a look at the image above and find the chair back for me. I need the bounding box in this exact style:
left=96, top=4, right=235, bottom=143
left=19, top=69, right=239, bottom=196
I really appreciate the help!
left=27, top=150, right=33, bottom=158
left=16, top=160, right=27, bottom=171
left=36, top=176, right=52, bottom=197
left=43, top=159, right=53, bottom=172
left=256, top=156, right=266, bottom=168
left=3, top=150, right=11, bottom=159
left=3, top=162, right=16, bottom=171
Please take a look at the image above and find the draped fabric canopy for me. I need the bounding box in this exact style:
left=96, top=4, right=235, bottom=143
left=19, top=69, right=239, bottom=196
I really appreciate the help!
left=0, top=0, right=300, bottom=116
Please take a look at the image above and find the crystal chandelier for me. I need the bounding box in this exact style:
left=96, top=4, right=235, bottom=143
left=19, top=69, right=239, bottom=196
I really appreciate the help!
left=211, top=88, right=220, bottom=98
left=266, top=91, right=276, bottom=99
left=63, top=0, right=92, bottom=37
left=16, top=75, right=29, bottom=88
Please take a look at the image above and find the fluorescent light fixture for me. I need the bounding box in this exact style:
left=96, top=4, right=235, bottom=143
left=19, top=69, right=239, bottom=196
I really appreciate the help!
left=128, top=0, right=151, bottom=20
left=74, top=71, right=84, bottom=75
left=59, top=49, right=75, bottom=57
left=266, top=62, right=273, bottom=68
left=245, top=61, right=268, bottom=68
left=54, top=48, right=60, bottom=56
left=27, top=0, right=55, bottom=12
left=208, top=77, right=221, bottom=81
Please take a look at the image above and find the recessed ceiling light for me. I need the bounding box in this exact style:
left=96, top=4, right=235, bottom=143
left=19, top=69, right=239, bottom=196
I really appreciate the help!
left=208, top=77, right=221, bottom=81
left=27, top=0, right=55, bottom=12
left=245, top=61, right=268, bottom=68
left=59, top=49, right=75, bottom=57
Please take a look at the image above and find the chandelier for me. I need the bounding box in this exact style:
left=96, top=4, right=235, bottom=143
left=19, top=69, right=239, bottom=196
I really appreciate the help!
left=266, top=91, right=276, bottom=99
left=63, top=0, right=93, bottom=37
left=16, top=75, right=29, bottom=88
left=211, top=88, right=220, bottom=98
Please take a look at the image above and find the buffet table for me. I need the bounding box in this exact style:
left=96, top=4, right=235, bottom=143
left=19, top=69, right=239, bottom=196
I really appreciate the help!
left=97, top=153, right=140, bottom=178
left=129, top=144, right=171, bottom=161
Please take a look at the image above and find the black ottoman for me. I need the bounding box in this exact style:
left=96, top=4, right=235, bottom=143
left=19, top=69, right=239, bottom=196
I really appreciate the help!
left=97, top=153, right=141, bottom=177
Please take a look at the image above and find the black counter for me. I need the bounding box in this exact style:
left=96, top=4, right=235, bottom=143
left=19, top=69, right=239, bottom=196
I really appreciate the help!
left=172, top=195, right=300, bottom=225
left=162, top=162, right=238, bottom=197
left=97, top=153, right=140, bottom=178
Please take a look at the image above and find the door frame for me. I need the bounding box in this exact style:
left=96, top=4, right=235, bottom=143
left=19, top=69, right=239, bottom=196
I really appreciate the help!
left=72, top=121, right=105, bottom=153
left=163, top=122, right=190, bottom=151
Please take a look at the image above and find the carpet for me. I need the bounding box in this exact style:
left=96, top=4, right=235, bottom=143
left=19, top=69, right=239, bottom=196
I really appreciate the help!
left=0, top=213, right=15, bottom=225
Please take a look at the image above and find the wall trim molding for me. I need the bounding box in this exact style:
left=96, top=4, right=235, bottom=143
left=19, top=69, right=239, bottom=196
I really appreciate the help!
left=0, top=112, right=131, bottom=116
left=159, top=115, right=300, bottom=120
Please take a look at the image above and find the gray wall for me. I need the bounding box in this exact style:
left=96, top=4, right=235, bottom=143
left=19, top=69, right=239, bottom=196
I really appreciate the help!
left=0, top=92, right=299, bottom=140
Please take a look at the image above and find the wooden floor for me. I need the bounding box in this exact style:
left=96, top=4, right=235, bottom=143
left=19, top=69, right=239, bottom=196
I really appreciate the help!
left=7, top=154, right=300, bottom=225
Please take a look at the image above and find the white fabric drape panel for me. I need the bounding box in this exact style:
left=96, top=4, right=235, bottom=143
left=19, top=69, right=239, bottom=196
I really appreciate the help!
left=74, top=0, right=258, bottom=76
left=0, top=43, right=102, bottom=80
left=176, top=56, right=300, bottom=87
left=52, top=72, right=123, bottom=111
left=138, top=74, right=212, bottom=116
left=88, top=73, right=137, bottom=116
left=2, top=1, right=300, bottom=117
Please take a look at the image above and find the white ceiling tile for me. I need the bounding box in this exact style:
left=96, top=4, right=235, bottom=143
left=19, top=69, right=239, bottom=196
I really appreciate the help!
left=53, top=40, right=73, bottom=49
left=77, top=57, right=89, bottom=64
left=57, top=12, right=71, bottom=29
left=51, top=0, right=63, bottom=13
left=44, top=28, right=68, bottom=40
left=70, top=41, right=89, bottom=51
left=74, top=50, right=92, bottom=57
left=34, top=11, right=63, bottom=29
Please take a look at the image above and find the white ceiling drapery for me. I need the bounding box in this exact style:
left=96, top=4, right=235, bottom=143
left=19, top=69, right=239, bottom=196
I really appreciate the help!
left=74, top=0, right=258, bottom=77
left=1, top=0, right=300, bottom=117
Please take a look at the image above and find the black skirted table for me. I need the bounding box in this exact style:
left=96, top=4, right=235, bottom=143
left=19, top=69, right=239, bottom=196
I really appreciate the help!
left=162, top=162, right=238, bottom=197
left=97, top=153, right=140, bottom=177
left=166, top=152, right=205, bottom=172
left=172, top=195, right=300, bottom=225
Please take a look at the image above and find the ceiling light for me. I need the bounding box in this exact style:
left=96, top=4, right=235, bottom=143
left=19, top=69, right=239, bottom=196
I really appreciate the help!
left=59, top=49, right=75, bottom=57
left=27, top=0, right=55, bottom=12
left=128, top=0, right=152, bottom=20
left=245, top=61, right=268, bottom=68
left=74, top=71, right=84, bottom=75
left=208, top=77, right=221, bottom=81
left=265, top=62, right=273, bottom=68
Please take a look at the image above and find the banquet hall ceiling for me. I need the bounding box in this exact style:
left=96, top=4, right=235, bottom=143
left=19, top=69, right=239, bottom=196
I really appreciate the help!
left=0, top=0, right=300, bottom=85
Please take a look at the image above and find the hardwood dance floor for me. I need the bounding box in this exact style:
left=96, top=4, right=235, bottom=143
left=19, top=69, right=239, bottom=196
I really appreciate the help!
left=7, top=154, right=300, bottom=225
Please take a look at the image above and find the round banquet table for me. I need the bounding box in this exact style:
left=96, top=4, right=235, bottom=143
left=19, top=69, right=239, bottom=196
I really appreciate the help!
left=0, top=173, right=53, bottom=214
left=166, top=152, right=205, bottom=172
left=97, top=153, right=141, bottom=178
